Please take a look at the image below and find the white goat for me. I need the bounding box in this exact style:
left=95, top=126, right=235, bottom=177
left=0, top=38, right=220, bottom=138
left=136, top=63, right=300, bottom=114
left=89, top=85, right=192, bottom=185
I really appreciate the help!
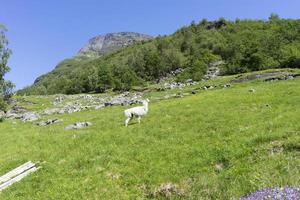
left=124, top=99, right=149, bottom=127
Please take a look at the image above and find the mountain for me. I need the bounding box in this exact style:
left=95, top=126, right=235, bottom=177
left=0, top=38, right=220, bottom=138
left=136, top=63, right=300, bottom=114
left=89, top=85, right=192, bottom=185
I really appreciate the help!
left=19, top=16, right=300, bottom=95
left=76, top=32, right=153, bottom=58
left=27, top=32, right=152, bottom=90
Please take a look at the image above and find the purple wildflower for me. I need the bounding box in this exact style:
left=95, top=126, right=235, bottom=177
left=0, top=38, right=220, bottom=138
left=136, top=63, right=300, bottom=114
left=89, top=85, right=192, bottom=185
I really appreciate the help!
left=240, top=186, right=300, bottom=200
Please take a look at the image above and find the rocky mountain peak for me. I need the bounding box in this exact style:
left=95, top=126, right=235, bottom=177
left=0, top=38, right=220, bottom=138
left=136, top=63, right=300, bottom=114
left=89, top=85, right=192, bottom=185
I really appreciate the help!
left=76, top=32, right=153, bottom=58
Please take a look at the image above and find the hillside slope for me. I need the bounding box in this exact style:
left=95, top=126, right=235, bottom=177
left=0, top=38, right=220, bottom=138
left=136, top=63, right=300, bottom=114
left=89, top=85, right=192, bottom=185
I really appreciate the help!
left=19, top=16, right=300, bottom=95
left=30, top=32, right=152, bottom=90
left=1, top=73, right=300, bottom=199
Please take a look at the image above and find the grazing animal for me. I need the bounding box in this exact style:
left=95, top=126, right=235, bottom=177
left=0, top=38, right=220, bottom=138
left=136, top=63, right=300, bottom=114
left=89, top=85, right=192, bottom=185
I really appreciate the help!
left=124, top=99, right=149, bottom=127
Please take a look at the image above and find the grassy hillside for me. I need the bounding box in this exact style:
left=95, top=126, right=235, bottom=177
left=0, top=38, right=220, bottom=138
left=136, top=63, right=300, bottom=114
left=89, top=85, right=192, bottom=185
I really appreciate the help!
left=1, top=72, right=299, bottom=199
left=19, top=15, right=300, bottom=95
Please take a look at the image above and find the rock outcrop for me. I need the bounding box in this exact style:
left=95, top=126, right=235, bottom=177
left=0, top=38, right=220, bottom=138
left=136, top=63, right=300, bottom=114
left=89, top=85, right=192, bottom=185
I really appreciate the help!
left=65, top=122, right=92, bottom=130
left=204, top=61, right=224, bottom=80
left=76, top=32, right=152, bottom=58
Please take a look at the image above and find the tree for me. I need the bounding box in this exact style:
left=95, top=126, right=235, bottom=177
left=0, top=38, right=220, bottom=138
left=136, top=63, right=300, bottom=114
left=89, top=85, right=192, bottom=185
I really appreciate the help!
left=0, top=25, right=14, bottom=111
left=269, top=13, right=280, bottom=21
left=97, top=65, right=113, bottom=92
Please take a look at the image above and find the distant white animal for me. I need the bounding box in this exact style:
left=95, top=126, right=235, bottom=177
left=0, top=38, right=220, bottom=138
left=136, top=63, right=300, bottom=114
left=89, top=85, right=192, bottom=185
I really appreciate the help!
left=124, top=99, right=149, bottom=127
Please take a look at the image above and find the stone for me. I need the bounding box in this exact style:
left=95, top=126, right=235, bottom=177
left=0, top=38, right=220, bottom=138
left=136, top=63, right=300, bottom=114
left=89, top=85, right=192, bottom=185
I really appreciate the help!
left=186, top=78, right=193, bottom=83
left=223, top=84, right=231, bottom=88
left=37, top=118, right=63, bottom=126
left=175, top=93, right=184, bottom=98
left=6, top=106, right=28, bottom=119
left=94, top=105, right=105, bottom=110
left=104, top=102, right=113, bottom=107
left=248, top=88, right=256, bottom=93
left=53, top=95, right=64, bottom=105
left=65, top=122, right=92, bottom=130
left=204, top=60, right=224, bottom=80
left=59, top=103, right=82, bottom=114
left=21, top=112, right=40, bottom=122
left=42, top=108, right=60, bottom=115
left=76, top=32, right=153, bottom=58
left=0, top=111, right=5, bottom=119
left=170, top=68, right=184, bottom=75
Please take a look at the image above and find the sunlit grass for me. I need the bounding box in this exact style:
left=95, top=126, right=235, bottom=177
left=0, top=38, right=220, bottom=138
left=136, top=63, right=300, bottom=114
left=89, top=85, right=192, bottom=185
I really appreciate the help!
left=0, top=77, right=299, bottom=199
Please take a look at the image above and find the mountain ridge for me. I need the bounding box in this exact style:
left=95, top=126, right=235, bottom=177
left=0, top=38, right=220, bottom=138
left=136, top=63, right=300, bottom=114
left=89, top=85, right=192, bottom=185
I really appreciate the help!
left=76, top=32, right=153, bottom=58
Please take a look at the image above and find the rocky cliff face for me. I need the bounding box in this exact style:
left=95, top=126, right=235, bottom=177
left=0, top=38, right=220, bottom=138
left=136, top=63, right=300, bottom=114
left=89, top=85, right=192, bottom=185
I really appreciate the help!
left=76, top=32, right=153, bottom=58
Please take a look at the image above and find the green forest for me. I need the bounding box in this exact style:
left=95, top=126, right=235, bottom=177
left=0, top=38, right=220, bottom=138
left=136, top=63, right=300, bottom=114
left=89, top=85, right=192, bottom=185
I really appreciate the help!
left=19, top=14, right=300, bottom=95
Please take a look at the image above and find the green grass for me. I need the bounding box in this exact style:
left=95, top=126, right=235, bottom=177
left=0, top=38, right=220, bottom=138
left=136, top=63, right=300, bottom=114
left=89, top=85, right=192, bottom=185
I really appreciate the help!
left=0, top=77, right=300, bottom=199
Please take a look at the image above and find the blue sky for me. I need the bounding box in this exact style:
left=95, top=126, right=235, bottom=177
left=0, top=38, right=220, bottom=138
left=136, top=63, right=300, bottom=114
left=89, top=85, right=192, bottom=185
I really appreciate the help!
left=1, top=0, right=300, bottom=89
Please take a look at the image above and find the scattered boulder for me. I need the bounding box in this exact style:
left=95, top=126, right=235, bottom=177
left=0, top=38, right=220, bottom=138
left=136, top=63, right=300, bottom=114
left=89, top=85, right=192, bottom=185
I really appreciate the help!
left=170, top=68, right=184, bottom=76
left=204, top=60, right=223, bottom=80
left=42, top=108, right=60, bottom=115
left=223, top=84, right=231, bottom=88
left=104, top=102, right=113, bottom=107
left=59, top=103, right=82, bottom=114
left=0, top=111, right=5, bottom=119
left=37, top=118, right=63, bottom=126
left=5, top=106, right=28, bottom=119
left=176, top=93, right=184, bottom=98
left=53, top=95, right=64, bottom=105
left=202, top=86, right=208, bottom=90
left=65, top=122, right=92, bottom=130
left=232, top=71, right=300, bottom=83
left=94, top=104, right=105, bottom=110
left=21, top=112, right=40, bottom=122
left=186, top=78, right=193, bottom=83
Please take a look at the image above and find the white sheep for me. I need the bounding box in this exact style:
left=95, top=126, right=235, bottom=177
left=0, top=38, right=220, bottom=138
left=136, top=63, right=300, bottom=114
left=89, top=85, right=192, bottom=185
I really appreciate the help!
left=124, top=99, right=149, bottom=127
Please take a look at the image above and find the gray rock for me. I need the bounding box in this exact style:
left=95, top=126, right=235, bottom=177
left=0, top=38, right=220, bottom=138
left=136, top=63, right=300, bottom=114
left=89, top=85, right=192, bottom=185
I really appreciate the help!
left=170, top=68, right=184, bottom=75
left=248, top=88, right=256, bottom=93
left=76, top=32, right=153, bottom=58
left=94, top=104, right=105, bottom=110
left=22, top=112, right=40, bottom=122
left=65, top=122, right=92, bottom=130
left=223, top=84, right=231, bottom=88
left=0, top=111, right=5, bottom=119
left=37, top=118, right=63, bottom=126
left=186, top=78, right=193, bottom=83
left=42, top=108, right=60, bottom=115
left=53, top=95, right=65, bottom=105
left=204, top=60, right=224, bottom=80
left=59, top=103, right=82, bottom=114
left=6, top=107, right=28, bottom=119
left=176, top=93, right=184, bottom=98
left=104, top=102, right=113, bottom=107
left=233, top=72, right=300, bottom=83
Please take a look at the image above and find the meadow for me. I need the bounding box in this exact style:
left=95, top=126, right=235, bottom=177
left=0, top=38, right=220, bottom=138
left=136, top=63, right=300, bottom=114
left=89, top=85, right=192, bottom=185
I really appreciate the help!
left=0, top=74, right=300, bottom=199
